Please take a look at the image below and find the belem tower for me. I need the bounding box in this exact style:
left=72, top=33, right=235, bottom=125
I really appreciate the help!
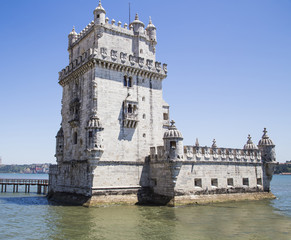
left=48, top=2, right=277, bottom=206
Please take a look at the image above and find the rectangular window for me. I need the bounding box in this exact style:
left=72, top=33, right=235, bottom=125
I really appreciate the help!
left=89, top=131, right=93, bottom=138
left=257, top=178, right=262, bottom=185
left=194, top=178, right=202, bottom=187
left=211, top=178, right=218, bottom=187
left=243, top=178, right=249, bottom=186
left=227, top=178, right=234, bottom=186
left=163, top=113, right=169, bottom=120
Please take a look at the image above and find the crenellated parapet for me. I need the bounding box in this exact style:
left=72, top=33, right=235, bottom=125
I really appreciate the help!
left=149, top=145, right=262, bottom=163
left=183, top=146, right=262, bottom=163
left=58, top=48, right=167, bottom=86
left=69, top=16, right=156, bottom=49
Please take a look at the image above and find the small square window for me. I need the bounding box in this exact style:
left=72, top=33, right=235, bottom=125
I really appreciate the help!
left=194, top=178, right=202, bottom=187
left=257, top=178, right=262, bottom=185
left=211, top=178, right=218, bottom=187
left=243, top=178, right=249, bottom=186
left=227, top=178, right=234, bottom=186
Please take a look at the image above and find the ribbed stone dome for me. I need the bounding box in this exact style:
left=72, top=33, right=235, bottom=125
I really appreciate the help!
left=69, top=26, right=77, bottom=36
left=130, top=13, right=145, bottom=27
left=258, top=128, right=274, bottom=146
left=146, top=17, right=156, bottom=29
left=163, top=120, right=183, bottom=139
left=244, top=134, right=258, bottom=149
left=94, top=0, right=106, bottom=13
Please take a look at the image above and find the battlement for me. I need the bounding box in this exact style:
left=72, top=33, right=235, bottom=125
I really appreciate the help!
left=70, top=17, right=156, bottom=49
left=59, top=48, right=167, bottom=83
left=150, top=145, right=262, bottom=163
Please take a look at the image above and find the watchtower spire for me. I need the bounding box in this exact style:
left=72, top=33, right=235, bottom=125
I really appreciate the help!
left=94, top=0, right=106, bottom=24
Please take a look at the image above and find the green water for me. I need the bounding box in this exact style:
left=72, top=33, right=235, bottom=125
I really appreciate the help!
left=0, top=174, right=291, bottom=240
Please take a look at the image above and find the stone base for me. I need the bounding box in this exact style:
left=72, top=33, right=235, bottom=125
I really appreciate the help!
left=47, top=190, right=276, bottom=207
left=173, top=192, right=276, bottom=206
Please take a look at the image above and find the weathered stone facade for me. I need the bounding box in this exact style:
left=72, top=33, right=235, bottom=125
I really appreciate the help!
left=48, top=2, right=277, bottom=206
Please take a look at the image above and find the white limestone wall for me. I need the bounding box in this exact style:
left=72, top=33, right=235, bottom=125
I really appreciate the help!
left=150, top=163, right=173, bottom=197
left=98, top=24, right=155, bottom=61
left=60, top=67, right=98, bottom=162
left=92, top=163, right=149, bottom=189
left=175, top=162, right=264, bottom=194
left=95, top=65, right=166, bottom=162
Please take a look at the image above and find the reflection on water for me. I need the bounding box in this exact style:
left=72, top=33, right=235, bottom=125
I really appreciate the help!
left=0, top=175, right=291, bottom=240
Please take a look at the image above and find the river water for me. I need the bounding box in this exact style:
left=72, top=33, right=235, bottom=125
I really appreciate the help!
left=0, top=174, right=290, bottom=240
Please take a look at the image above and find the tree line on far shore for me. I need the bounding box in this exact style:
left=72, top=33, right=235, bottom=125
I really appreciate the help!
left=274, top=163, right=291, bottom=174
left=0, top=164, right=49, bottom=174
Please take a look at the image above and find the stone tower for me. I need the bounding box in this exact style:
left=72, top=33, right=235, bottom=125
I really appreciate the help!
left=258, top=128, right=276, bottom=192
left=48, top=1, right=169, bottom=204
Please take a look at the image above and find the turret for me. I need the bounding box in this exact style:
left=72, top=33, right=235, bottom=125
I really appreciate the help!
left=243, top=134, right=258, bottom=150
left=94, top=0, right=106, bottom=25
left=55, top=127, right=64, bottom=163
left=258, top=128, right=276, bottom=192
left=68, top=26, right=77, bottom=47
left=163, top=120, right=183, bottom=160
left=146, top=17, right=157, bottom=42
left=85, top=113, right=104, bottom=165
left=130, top=13, right=145, bottom=35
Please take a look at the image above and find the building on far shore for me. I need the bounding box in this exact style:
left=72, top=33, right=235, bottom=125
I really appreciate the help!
left=48, top=1, right=277, bottom=206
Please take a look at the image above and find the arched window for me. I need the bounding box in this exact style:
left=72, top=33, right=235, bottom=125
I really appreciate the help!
left=128, top=104, right=133, bottom=113
left=128, top=77, right=132, bottom=87
left=170, top=141, right=176, bottom=149
left=97, top=14, right=100, bottom=18
left=123, top=76, right=127, bottom=87
left=73, top=132, right=78, bottom=145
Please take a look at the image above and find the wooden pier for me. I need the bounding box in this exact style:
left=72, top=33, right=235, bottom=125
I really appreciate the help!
left=0, top=179, right=48, bottom=194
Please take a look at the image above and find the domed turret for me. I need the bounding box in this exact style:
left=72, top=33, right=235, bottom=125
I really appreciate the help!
left=257, top=128, right=276, bottom=192
left=258, top=128, right=274, bottom=147
left=163, top=120, right=183, bottom=160
left=244, top=134, right=258, bottom=150
left=86, top=114, right=104, bottom=153
left=68, top=26, right=78, bottom=47
left=55, top=127, right=64, bottom=163
left=94, top=0, right=106, bottom=25
left=146, top=17, right=157, bottom=42
left=163, top=120, right=183, bottom=139
left=130, top=13, right=145, bottom=34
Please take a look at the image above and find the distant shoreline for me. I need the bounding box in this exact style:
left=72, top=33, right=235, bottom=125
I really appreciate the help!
left=0, top=164, right=50, bottom=174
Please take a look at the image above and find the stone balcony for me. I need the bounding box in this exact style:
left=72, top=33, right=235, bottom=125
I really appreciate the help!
left=123, top=113, right=138, bottom=128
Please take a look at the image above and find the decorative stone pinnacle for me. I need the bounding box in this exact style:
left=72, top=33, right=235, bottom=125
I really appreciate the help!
left=212, top=139, right=217, bottom=148
left=247, top=134, right=253, bottom=144
left=262, top=128, right=269, bottom=139
left=149, top=16, right=152, bottom=24
left=195, top=138, right=199, bottom=147
left=135, top=13, right=139, bottom=20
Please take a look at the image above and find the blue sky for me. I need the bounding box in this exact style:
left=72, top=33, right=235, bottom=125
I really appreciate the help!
left=0, top=0, right=290, bottom=164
